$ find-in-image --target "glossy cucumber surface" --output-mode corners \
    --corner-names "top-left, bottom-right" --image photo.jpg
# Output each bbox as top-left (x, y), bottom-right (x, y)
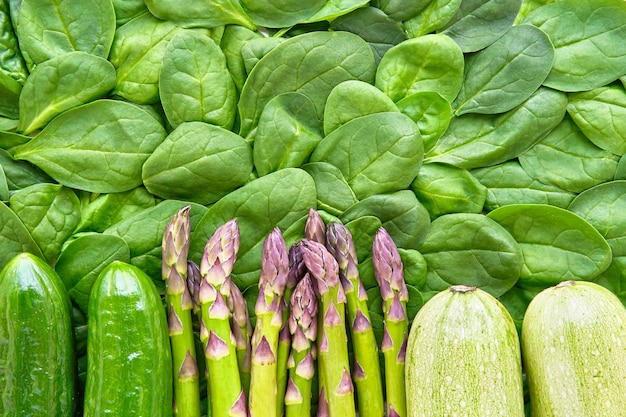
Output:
top-left (84, 261), bottom-right (172, 417)
top-left (0, 253), bottom-right (76, 417)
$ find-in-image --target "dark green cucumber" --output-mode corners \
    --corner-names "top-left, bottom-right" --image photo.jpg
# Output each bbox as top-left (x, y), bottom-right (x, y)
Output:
top-left (84, 261), bottom-right (172, 417)
top-left (0, 252), bottom-right (76, 417)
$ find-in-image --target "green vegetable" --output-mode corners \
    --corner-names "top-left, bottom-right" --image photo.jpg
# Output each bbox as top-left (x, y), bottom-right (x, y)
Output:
top-left (0, 0), bottom-right (27, 119)
top-left (301, 239), bottom-right (356, 417)
top-left (0, 200), bottom-right (43, 269)
top-left (83, 261), bottom-right (172, 417)
top-left (162, 206), bottom-right (200, 417)
top-left (198, 219), bottom-right (246, 417)
top-left (406, 285), bottom-right (525, 417)
top-left (372, 227), bottom-right (408, 417)
top-left (326, 222), bottom-right (384, 417)
top-left (144, 0), bottom-right (255, 30)
top-left (249, 227), bottom-right (289, 417)
top-left (522, 280), bottom-right (626, 416)
top-left (0, 253), bottom-right (76, 417)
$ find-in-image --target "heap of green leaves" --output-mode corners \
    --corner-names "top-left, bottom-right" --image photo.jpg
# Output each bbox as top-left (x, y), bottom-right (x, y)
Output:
top-left (2, 0), bottom-right (626, 414)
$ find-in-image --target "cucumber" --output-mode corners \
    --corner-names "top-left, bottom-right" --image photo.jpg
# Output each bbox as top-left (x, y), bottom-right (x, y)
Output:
top-left (83, 261), bottom-right (172, 417)
top-left (0, 253), bottom-right (76, 416)
top-left (406, 285), bottom-right (525, 417)
top-left (522, 280), bottom-right (626, 416)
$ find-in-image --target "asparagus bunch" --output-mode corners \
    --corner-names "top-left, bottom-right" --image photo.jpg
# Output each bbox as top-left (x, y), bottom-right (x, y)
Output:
top-left (326, 222), bottom-right (384, 417)
top-left (249, 227), bottom-right (290, 417)
top-left (199, 219), bottom-right (246, 417)
top-left (285, 273), bottom-right (318, 417)
top-left (162, 206), bottom-right (201, 417)
top-left (301, 239), bottom-right (355, 417)
top-left (372, 227), bottom-right (409, 417)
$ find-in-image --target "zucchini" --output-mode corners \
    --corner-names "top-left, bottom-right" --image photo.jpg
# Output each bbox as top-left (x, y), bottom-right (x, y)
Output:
top-left (406, 285), bottom-right (525, 417)
top-left (522, 280), bottom-right (626, 416)
top-left (83, 261), bottom-right (172, 417)
top-left (0, 253), bottom-right (76, 416)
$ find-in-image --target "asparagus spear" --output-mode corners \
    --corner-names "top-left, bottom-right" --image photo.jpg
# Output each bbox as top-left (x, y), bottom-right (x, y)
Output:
top-left (300, 239), bottom-right (355, 417)
top-left (228, 281), bottom-right (252, 399)
top-left (305, 208), bottom-right (326, 244)
top-left (162, 206), bottom-right (201, 417)
top-left (249, 227), bottom-right (289, 417)
top-left (372, 227), bottom-right (409, 417)
top-left (276, 242), bottom-right (307, 416)
top-left (199, 218), bottom-right (246, 417)
top-left (326, 222), bottom-right (384, 417)
top-left (285, 273), bottom-right (318, 417)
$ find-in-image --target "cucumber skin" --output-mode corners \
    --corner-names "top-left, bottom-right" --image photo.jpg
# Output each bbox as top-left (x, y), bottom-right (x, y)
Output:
top-left (0, 253), bottom-right (76, 417)
top-left (84, 261), bottom-right (172, 417)
top-left (522, 281), bottom-right (626, 417)
top-left (406, 286), bottom-right (525, 417)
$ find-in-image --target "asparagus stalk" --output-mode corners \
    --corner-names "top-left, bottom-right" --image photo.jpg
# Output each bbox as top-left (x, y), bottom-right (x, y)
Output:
top-left (300, 239), bottom-right (355, 417)
top-left (305, 208), bottom-right (326, 244)
top-left (199, 219), bottom-right (246, 417)
top-left (326, 222), bottom-right (384, 417)
top-left (285, 273), bottom-right (318, 417)
top-left (372, 227), bottom-right (409, 417)
top-left (249, 227), bottom-right (290, 417)
top-left (162, 206), bottom-right (201, 417)
top-left (276, 242), bottom-right (307, 416)
top-left (228, 281), bottom-right (252, 399)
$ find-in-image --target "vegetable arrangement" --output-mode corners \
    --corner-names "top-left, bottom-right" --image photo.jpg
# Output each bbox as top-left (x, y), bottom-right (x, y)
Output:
top-left (1, 0), bottom-right (626, 415)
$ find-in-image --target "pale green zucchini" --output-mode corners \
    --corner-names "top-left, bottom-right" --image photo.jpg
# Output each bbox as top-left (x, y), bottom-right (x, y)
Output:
top-left (522, 280), bottom-right (626, 416)
top-left (406, 285), bottom-right (525, 417)
top-left (0, 253), bottom-right (76, 417)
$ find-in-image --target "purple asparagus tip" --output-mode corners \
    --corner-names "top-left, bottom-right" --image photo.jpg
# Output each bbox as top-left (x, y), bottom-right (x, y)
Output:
top-left (372, 227), bottom-right (408, 302)
top-left (201, 218), bottom-right (240, 288)
top-left (304, 208), bottom-right (326, 244)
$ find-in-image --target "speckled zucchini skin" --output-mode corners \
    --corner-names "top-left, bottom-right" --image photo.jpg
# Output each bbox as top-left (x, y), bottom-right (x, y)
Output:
top-left (83, 261), bottom-right (172, 417)
top-left (0, 253), bottom-right (76, 417)
top-left (522, 280), bottom-right (626, 417)
top-left (406, 285), bottom-right (525, 417)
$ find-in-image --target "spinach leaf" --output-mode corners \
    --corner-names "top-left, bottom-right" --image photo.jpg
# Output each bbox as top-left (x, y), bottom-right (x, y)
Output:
top-left (17, 0), bottom-right (115, 68)
top-left (594, 258), bottom-right (626, 306)
top-left (0, 165), bottom-right (8, 202)
top-left (310, 112), bottom-right (423, 199)
top-left (0, 129), bottom-right (31, 150)
top-left (471, 161), bottom-right (575, 211)
top-left (522, 0), bottom-right (626, 91)
top-left (220, 25), bottom-right (262, 93)
top-left (0, 148), bottom-right (52, 190)
top-left (302, 0), bottom-right (370, 23)
top-left (0, 0), bottom-right (27, 84)
top-left (240, 0), bottom-right (325, 27)
top-left (109, 12), bottom-right (182, 104)
top-left (487, 204), bottom-right (612, 289)
top-left (253, 92), bottom-right (323, 176)
top-left (419, 212), bottom-right (522, 298)
top-left (142, 121), bottom-right (253, 205)
top-left (371, 0), bottom-right (426, 21)
top-left (17, 51), bottom-right (117, 135)
top-left (497, 285), bottom-right (540, 333)
top-left (111, 0), bottom-right (148, 26)
top-left (0, 117), bottom-right (18, 132)
top-left (55, 233), bottom-right (130, 314)
top-left (238, 30), bottom-right (376, 138)
top-left (144, 0), bottom-right (255, 30)
top-left (189, 168), bottom-right (317, 289)
top-left (13, 100), bottom-right (167, 193)
top-left (513, 0), bottom-right (552, 23)
top-left (425, 87), bottom-right (567, 169)
top-left (104, 200), bottom-right (207, 285)
top-left (0, 72), bottom-right (21, 119)
top-left (404, 0), bottom-right (461, 39)
top-left (323, 80), bottom-right (398, 136)
top-left (411, 162), bottom-right (487, 219)
top-left (453, 24), bottom-right (554, 115)
top-left (396, 91), bottom-right (451, 152)
top-left (340, 190), bottom-right (431, 251)
top-left (329, 6), bottom-right (408, 64)
top-left (376, 34), bottom-right (464, 103)
top-left (566, 83), bottom-right (626, 156)
top-left (8, 183), bottom-right (80, 264)
top-left (0, 200), bottom-right (43, 269)
top-left (74, 187), bottom-right (156, 233)
top-left (241, 37), bottom-right (284, 75)
top-left (617, 155), bottom-right (626, 180)
top-left (518, 117), bottom-right (619, 193)
top-left (301, 162), bottom-right (359, 216)
top-left (159, 30), bottom-right (237, 130)
top-left (439, 0), bottom-right (522, 53)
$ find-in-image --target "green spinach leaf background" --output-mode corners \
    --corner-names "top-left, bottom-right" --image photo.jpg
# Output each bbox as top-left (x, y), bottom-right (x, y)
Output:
top-left (2, 3), bottom-right (626, 411)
